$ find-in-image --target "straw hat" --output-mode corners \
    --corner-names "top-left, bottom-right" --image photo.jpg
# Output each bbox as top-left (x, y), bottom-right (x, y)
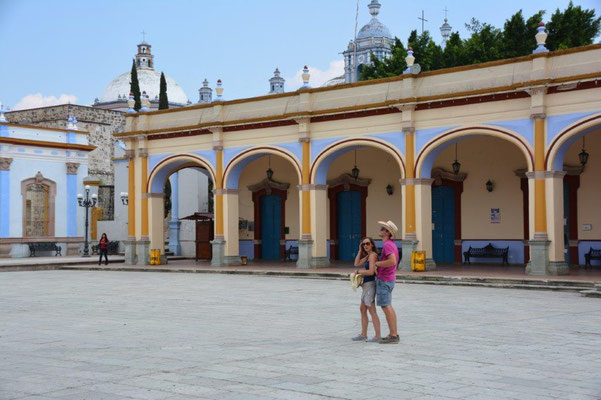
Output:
top-left (377, 220), bottom-right (398, 238)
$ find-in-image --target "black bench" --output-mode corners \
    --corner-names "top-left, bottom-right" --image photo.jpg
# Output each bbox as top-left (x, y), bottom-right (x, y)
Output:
top-left (28, 242), bottom-right (62, 257)
top-left (463, 243), bottom-right (509, 265)
top-left (91, 241), bottom-right (120, 255)
top-left (584, 247), bottom-right (601, 268)
top-left (285, 245), bottom-right (299, 261)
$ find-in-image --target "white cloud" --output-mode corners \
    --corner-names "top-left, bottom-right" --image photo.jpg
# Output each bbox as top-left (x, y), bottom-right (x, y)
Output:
top-left (285, 60), bottom-right (345, 89)
top-left (14, 93), bottom-right (78, 110)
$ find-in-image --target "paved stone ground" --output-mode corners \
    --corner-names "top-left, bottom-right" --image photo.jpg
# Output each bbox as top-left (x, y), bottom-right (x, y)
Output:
top-left (1, 271), bottom-right (601, 400)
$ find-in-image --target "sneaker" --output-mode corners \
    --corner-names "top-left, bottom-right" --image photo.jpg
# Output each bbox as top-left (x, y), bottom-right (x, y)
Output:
top-left (351, 334), bottom-right (367, 341)
top-left (378, 335), bottom-right (400, 344)
top-left (366, 337), bottom-right (381, 343)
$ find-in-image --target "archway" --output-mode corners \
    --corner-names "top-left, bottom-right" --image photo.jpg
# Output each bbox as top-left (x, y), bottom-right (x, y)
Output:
top-left (416, 128), bottom-right (533, 266)
top-left (146, 154), bottom-right (215, 260)
top-left (311, 138), bottom-right (405, 261)
top-left (223, 147), bottom-right (302, 261)
top-left (547, 116), bottom-right (601, 266)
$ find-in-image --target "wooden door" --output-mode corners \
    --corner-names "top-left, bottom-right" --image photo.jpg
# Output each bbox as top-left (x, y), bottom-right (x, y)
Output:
top-left (196, 220), bottom-right (213, 260)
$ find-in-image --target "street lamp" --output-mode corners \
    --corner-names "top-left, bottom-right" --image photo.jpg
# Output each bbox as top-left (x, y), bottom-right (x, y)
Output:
top-left (120, 192), bottom-right (129, 205)
top-left (77, 185), bottom-right (97, 257)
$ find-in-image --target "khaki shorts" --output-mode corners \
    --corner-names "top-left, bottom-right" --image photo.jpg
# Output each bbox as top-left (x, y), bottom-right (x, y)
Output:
top-left (361, 280), bottom-right (376, 306)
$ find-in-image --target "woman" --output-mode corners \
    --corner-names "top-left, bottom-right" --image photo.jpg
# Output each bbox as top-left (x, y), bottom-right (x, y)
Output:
top-left (98, 233), bottom-right (109, 266)
top-left (351, 237), bottom-right (381, 342)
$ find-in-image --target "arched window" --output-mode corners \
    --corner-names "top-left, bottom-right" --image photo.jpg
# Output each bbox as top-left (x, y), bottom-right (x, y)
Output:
top-left (22, 172), bottom-right (56, 237)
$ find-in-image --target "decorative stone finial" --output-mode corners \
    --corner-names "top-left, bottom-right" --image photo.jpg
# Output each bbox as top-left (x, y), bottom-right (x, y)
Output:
top-left (215, 79), bottom-right (224, 100)
top-left (0, 102), bottom-right (6, 123)
top-left (404, 47), bottom-right (416, 74)
top-left (533, 22), bottom-right (549, 54)
top-left (301, 66), bottom-right (310, 88)
top-left (368, 0), bottom-right (381, 18)
top-left (127, 92), bottom-right (137, 114)
top-left (140, 91), bottom-right (150, 111)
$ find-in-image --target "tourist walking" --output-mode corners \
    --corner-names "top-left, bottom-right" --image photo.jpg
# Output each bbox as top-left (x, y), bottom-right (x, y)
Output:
top-left (351, 237), bottom-right (381, 342)
top-left (375, 220), bottom-right (400, 344)
top-left (98, 233), bottom-right (109, 265)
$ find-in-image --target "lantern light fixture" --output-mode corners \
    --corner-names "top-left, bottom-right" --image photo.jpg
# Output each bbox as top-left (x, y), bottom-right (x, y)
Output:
top-left (452, 143), bottom-right (461, 175)
top-left (386, 184), bottom-right (393, 195)
top-left (579, 135), bottom-right (589, 168)
top-left (351, 149), bottom-right (360, 180)
top-left (486, 180), bottom-right (493, 192)
top-left (266, 155), bottom-right (274, 180)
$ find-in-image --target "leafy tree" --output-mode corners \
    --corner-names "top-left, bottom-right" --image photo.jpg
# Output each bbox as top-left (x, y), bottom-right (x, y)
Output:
top-left (546, 1), bottom-right (601, 50)
top-left (159, 72), bottom-right (169, 110)
top-left (129, 59), bottom-right (141, 111)
top-left (462, 19), bottom-right (503, 64)
top-left (501, 10), bottom-right (545, 58)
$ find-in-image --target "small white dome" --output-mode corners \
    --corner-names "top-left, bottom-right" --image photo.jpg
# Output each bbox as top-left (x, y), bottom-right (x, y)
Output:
top-left (99, 69), bottom-right (188, 105)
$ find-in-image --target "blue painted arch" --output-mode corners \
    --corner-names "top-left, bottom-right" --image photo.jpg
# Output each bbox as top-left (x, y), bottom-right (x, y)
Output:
top-left (147, 154), bottom-right (215, 194)
top-left (546, 113), bottom-right (601, 171)
top-left (223, 147), bottom-right (302, 190)
top-left (415, 126), bottom-right (534, 178)
top-left (311, 138), bottom-right (405, 185)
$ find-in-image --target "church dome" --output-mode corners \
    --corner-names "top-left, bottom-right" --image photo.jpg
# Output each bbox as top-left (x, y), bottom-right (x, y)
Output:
top-left (357, 0), bottom-right (391, 39)
top-left (97, 41), bottom-right (189, 107)
top-left (99, 69), bottom-right (188, 105)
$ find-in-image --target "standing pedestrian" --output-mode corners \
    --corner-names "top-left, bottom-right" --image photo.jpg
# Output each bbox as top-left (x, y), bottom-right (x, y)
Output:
top-left (98, 233), bottom-right (109, 265)
top-left (351, 237), bottom-right (381, 342)
top-left (375, 220), bottom-right (399, 344)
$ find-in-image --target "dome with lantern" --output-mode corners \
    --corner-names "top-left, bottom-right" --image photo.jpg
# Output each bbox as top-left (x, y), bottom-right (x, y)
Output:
top-left (94, 41), bottom-right (189, 111)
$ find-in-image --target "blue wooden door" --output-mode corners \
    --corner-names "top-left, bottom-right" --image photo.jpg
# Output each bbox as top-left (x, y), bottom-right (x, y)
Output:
top-left (432, 186), bottom-right (455, 263)
top-left (261, 195), bottom-right (281, 259)
top-left (337, 191), bottom-right (361, 261)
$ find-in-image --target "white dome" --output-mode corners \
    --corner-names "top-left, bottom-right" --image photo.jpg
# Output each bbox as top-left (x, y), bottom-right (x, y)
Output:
top-left (99, 69), bottom-right (189, 105)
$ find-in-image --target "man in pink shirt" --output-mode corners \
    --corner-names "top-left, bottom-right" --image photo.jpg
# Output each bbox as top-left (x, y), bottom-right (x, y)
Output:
top-left (375, 220), bottom-right (399, 344)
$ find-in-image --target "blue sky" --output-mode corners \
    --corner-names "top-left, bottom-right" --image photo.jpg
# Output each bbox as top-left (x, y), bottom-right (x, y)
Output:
top-left (0, 0), bottom-right (599, 110)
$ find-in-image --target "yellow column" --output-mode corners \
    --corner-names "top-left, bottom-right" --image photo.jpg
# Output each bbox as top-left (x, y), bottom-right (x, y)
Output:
top-left (404, 129), bottom-right (416, 238)
top-left (533, 115), bottom-right (547, 239)
top-left (301, 139), bottom-right (311, 238)
top-left (127, 150), bottom-right (136, 238)
top-left (215, 148), bottom-right (224, 237)
top-left (139, 148), bottom-right (149, 238)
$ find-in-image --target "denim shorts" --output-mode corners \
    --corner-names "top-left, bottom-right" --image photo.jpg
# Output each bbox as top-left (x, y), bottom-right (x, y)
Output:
top-left (376, 279), bottom-right (395, 307)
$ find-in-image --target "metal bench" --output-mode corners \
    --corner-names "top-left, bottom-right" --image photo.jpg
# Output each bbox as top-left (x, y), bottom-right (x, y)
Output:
top-left (463, 243), bottom-right (509, 265)
top-left (28, 242), bottom-right (62, 257)
top-left (91, 241), bottom-right (120, 255)
top-left (285, 245), bottom-right (299, 261)
top-left (584, 247), bottom-right (601, 268)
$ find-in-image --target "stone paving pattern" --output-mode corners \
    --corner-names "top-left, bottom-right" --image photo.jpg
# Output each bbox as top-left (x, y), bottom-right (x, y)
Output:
top-left (1, 271), bottom-right (601, 399)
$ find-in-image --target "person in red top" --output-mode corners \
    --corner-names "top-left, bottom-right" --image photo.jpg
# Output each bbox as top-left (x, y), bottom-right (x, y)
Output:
top-left (98, 233), bottom-right (109, 265)
top-left (374, 220), bottom-right (399, 344)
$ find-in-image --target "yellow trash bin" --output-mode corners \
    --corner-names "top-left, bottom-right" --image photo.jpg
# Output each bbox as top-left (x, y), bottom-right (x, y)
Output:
top-left (411, 251), bottom-right (426, 271)
top-left (150, 249), bottom-right (161, 265)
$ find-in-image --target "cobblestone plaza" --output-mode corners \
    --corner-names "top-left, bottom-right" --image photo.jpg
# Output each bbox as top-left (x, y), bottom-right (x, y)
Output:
top-left (1, 271), bottom-right (601, 399)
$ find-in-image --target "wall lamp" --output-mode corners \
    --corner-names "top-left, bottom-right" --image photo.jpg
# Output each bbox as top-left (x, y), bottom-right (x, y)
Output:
top-left (486, 180), bottom-right (493, 192)
top-left (386, 184), bottom-right (393, 195)
top-left (120, 192), bottom-right (129, 205)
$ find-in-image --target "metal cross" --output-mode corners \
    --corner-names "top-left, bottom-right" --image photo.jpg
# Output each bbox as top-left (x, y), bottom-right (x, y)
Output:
top-left (141, 30), bottom-right (147, 42)
top-left (418, 10), bottom-right (428, 33)
top-left (444, 6), bottom-right (449, 19)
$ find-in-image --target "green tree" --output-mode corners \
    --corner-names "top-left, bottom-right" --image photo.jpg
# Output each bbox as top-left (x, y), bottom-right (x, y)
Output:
top-left (462, 19), bottom-right (503, 64)
top-left (442, 32), bottom-right (465, 68)
top-left (158, 72), bottom-right (169, 110)
top-left (546, 1), bottom-right (601, 50)
top-left (502, 10), bottom-right (545, 58)
top-left (129, 59), bottom-right (141, 111)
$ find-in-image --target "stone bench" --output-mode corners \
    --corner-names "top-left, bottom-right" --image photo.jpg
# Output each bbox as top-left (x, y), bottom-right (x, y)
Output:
top-left (584, 247), bottom-right (601, 268)
top-left (91, 241), bottom-right (120, 255)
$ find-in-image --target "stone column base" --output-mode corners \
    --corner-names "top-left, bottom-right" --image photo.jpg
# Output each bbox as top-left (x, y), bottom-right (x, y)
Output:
top-left (526, 239), bottom-right (550, 275)
top-left (0, 243), bottom-right (12, 258)
top-left (136, 239), bottom-right (150, 265)
top-left (160, 254), bottom-right (169, 265)
top-left (224, 255), bottom-right (242, 266)
top-left (399, 239), bottom-right (418, 272)
top-left (296, 239), bottom-right (314, 269)
top-left (425, 258), bottom-right (437, 271)
top-left (211, 238), bottom-right (225, 267)
top-left (547, 261), bottom-right (569, 275)
top-left (124, 240), bottom-right (137, 265)
top-left (311, 257), bottom-right (330, 267)
top-left (66, 243), bottom-right (80, 256)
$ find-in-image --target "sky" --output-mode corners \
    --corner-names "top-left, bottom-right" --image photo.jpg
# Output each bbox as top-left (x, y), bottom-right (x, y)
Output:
top-left (0, 0), bottom-right (599, 110)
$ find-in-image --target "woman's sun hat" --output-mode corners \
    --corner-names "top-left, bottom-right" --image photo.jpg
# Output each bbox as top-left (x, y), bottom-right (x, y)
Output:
top-left (377, 220), bottom-right (398, 238)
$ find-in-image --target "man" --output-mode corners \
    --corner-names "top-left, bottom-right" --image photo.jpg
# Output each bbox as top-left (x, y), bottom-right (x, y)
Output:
top-left (375, 220), bottom-right (399, 344)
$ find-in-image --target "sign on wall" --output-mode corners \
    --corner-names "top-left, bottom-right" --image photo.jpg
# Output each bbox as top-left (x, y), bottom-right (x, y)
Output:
top-left (491, 208), bottom-right (501, 223)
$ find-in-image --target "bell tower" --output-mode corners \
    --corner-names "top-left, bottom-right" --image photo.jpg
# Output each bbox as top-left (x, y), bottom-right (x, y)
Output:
top-left (136, 39), bottom-right (154, 70)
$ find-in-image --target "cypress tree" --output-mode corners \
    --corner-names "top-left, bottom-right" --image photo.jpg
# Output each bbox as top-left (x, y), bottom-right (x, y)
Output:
top-left (159, 72), bottom-right (169, 110)
top-left (129, 59), bottom-right (141, 111)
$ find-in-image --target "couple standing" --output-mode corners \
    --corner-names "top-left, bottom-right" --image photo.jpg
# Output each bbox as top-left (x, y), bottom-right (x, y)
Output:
top-left (352, 220), bottom-right (399, 344)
